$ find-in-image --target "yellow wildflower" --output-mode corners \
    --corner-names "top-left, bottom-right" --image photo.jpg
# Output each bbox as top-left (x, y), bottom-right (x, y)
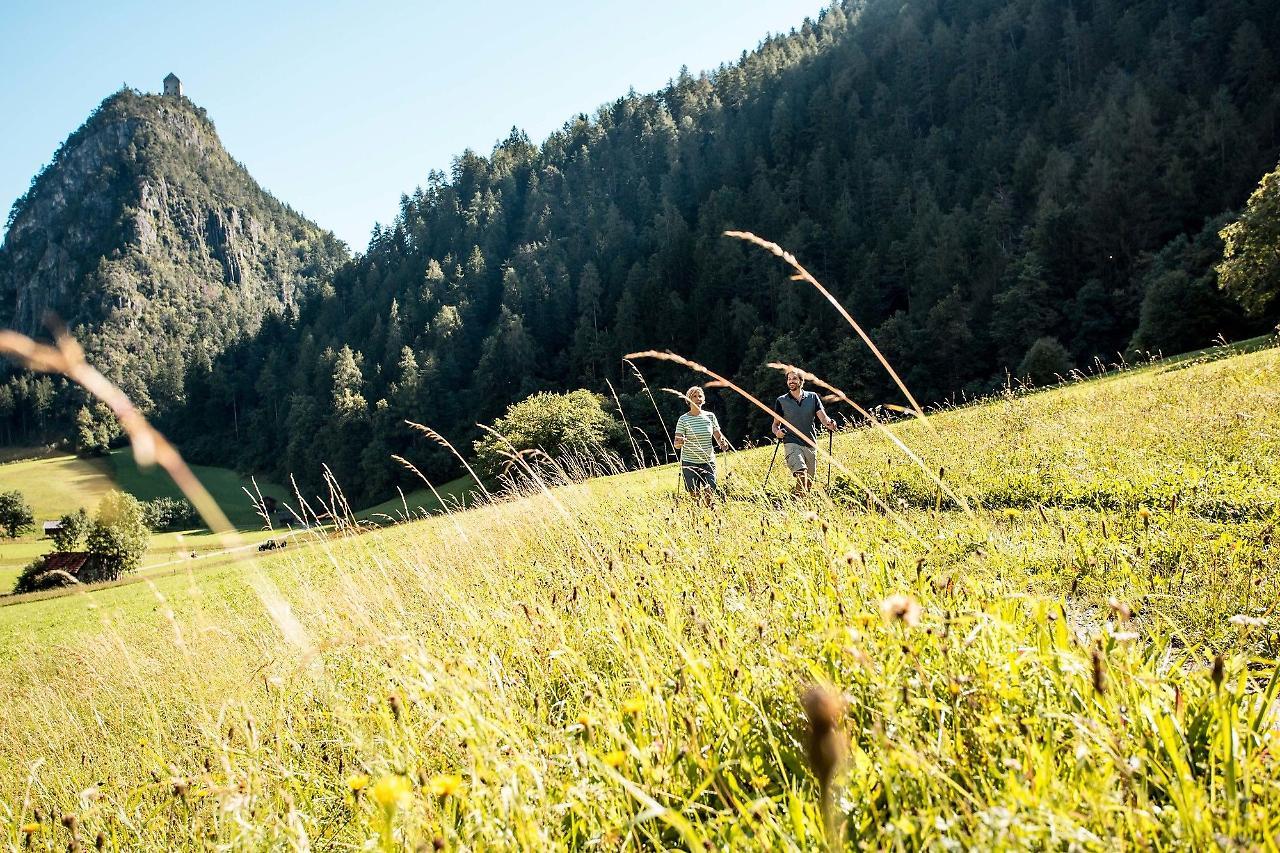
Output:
top-left (20, 822), bottom-right (40, 835)
top-left (603, 750), bottom-right (628, 768)
top-left (371, 774), bottom-right (412, 809)
top-left (621, 697), bottom-right (645, 716)
top-left (428, 774), bottom-right (464, 798)
top-left (346, 773), bottom-right (370, 793)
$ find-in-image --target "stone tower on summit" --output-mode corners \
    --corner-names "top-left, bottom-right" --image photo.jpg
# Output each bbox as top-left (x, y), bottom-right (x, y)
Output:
top-left (163, 73), bottom-right (182, 97)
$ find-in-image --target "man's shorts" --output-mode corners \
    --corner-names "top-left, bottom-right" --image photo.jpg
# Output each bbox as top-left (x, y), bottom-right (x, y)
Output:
top-left (784, 444), bottom-right (816, 478)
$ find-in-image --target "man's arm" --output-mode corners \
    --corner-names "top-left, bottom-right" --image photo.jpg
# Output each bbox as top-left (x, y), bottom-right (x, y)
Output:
top-left (771, 398), bottom-right (785, 438)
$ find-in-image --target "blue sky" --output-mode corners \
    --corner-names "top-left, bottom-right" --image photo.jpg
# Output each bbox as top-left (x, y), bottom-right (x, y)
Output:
top-left (1, 0), bottom-right (828, 251)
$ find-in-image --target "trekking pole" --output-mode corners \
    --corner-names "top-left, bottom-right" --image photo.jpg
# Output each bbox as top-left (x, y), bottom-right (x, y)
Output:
top-left (826, 427), bottom-right (834, 490)
top-left (764, 438), bottom-right (781, 487)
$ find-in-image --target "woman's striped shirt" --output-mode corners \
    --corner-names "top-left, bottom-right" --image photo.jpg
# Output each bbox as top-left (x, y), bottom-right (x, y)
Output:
top-left (675, 411), bottom-right (720, 464)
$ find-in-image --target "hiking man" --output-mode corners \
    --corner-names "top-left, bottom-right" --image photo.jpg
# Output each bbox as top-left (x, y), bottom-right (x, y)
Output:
top-left (772, 369), bottom-right (836, 494)
top-left (674, 385), bottom-right (730, 499)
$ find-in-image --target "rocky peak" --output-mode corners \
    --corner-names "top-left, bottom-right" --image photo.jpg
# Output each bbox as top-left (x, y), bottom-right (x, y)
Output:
top-left (0, 87), bottom-right (348, 410)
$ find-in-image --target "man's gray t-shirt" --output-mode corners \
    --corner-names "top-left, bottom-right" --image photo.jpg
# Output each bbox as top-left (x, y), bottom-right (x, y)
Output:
top-left (773, 390), bottom-right (825, 445)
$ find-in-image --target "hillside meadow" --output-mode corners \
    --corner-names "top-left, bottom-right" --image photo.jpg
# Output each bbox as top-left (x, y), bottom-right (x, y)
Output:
top-left (0, 446), bottom-right (476, 593)
top-left (1, 344), bottom-right (1279, 849)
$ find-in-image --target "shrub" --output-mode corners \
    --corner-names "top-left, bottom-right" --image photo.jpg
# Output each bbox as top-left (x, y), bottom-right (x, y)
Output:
top-left (50, 508), bottom-right (90, 551)
top-left (141, 496), bottom-right (199, 531)
top-left (1018, 337), bottom-right (1073, 386)
top-left (0, 490), bottom-right (34, 538)
top-left (473, 389), bottom-right (624, 478)
top-left (86, 491), bottom-right (149, 579)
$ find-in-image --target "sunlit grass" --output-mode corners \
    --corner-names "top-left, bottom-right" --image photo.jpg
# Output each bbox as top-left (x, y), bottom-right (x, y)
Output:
top-left (0, 345), bottom-right (1278, 849)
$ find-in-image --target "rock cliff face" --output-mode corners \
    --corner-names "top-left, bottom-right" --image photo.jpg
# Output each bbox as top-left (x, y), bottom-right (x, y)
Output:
top-left (0, 88), bottom-right (348, 410)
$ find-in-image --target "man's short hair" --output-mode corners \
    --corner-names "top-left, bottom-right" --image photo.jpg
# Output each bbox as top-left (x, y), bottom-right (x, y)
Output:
top-left (786, 369), bottom-right (803, 381)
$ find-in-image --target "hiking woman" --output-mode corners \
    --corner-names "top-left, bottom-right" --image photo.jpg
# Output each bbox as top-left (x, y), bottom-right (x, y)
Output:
top-left (674, 385), bottom-right (730, 497)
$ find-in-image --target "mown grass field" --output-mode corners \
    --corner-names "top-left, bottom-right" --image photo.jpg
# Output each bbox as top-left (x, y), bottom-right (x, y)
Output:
top-left (1, 344), bottom-right (1279, 849)
top-left (0, 449), bottom-right (296, 591)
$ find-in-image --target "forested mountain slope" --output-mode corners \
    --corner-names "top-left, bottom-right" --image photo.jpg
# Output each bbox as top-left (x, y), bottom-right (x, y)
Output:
top-left (0, 89), bottom-right (348, 446)
top-left (170, 0), bottom-right (1278, 504)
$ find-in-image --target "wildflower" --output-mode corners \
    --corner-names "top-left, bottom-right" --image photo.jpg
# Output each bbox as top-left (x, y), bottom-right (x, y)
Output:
top-left (1229, 614), bottom-right (1266, 628)
top-left (428, 774), bottom-right (464, 798)
top-left (1137, 506), bottom-right (1151, 522)
top-left (371, 774), bottom-right (413, 809)
top-left (20, 822), bottom-right (40, 835)
top-left (801, 684), bottom-right (846, 844)
top-left (621, 697), bottom-right (645, 716)
top-left (1001, 508), bottom-right (1021, 521)
top-left (879, 593), bottom-right (923, 628)
top-left (603, 750), bottom-right (628, 769)
top-left (774, 554), bottom-right (789, 568)
top-left (1107, 598), bottom-right (1132, 622)
top-left (1091, 647), bottom-right (1106, 695)
top-left (346, 773), bottom-right (370, 793)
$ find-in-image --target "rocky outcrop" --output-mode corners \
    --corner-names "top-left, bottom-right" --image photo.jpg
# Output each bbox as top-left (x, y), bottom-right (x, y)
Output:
top-left (0, 88), bottom-right (348, 410)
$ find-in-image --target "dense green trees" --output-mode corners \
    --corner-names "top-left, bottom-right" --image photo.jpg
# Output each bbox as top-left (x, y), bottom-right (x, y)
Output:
top-left (157, 0), bottom-right (1280, 505)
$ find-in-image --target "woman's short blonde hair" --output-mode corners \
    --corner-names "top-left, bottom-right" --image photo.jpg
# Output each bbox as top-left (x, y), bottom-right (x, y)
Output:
top-left (686, 385), bottom-right (704, 399)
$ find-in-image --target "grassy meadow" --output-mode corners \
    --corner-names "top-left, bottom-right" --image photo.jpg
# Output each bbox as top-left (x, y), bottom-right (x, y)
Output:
top-left (0, 449), bottom-right (295, 591)
top-left (1, 344), bottom-right (1279, 849)
top-left (0, 443), bottom-right (481, 593)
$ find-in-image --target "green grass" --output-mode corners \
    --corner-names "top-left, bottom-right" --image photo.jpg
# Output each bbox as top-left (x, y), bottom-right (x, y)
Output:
top-left (1, 344), bottom-right (1279, 849)
top-left (105, 448), bottom-right (290, 528)
top-left (354, 476), bottom-right (479, 523)
top-left (0, 448), bottom-right (296, 592)
top-left (0, 452), bottom-right (112, 521)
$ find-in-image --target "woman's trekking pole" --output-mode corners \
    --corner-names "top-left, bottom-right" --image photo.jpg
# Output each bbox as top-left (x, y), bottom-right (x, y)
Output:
top-left (826, 428), bottom-right (834, 490)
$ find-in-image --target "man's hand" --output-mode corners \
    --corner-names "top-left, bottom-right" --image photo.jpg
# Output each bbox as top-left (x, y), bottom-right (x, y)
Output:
top-left (824, 419), bottom-right (837, 432)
